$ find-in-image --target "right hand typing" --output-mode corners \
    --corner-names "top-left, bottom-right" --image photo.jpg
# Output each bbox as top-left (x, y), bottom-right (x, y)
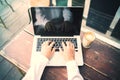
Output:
top-left (59, 41), bottom-right (75, 62)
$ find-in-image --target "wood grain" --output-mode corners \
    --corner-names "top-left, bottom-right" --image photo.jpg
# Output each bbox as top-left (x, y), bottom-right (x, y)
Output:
top-left (83, 39), bottom-right (120, 80)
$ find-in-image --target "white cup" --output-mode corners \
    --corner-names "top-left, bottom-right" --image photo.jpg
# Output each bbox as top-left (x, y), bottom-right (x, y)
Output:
top-left (82, 31), bottom-right (95, 48)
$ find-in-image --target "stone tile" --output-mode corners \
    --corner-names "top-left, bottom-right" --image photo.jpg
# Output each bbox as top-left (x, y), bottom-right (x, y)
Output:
top-left (0, 59), bottom-right (13, 80)
top-left (3, 31), bottom-right (33, 71)
top-left (24, 24), bottom-right (34, 35)
top-left (3, 67), bottom-right (23, 80)
top-left (0, 0), bottom-right (29, 49)
top-left (0, 55), bottom-right (4, 62)
top-left (0, 27), bottom-right (13, 49)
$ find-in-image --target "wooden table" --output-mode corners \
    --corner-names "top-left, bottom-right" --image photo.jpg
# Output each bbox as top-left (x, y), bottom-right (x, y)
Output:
top-left (1, 24), bottom-right (120, 80)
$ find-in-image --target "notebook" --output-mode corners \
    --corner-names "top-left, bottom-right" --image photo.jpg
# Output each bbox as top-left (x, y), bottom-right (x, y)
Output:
top-left (30, 6), bottom-right (84, 66)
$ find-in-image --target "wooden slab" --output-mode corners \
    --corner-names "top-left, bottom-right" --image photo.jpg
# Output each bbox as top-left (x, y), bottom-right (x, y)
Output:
top-left (41, 67), bottom-right (67, 80)
top-left (80, 65), bottom-right (111, 80)
top-left (1, 24), bottom-right (120, 80)
top-left (83, 39), bottom-right (120, 80)
top-left (41, 65), bottom-right (111, 80)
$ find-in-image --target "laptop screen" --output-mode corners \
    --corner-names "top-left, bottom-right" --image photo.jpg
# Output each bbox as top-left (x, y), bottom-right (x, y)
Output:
top-left (31, 7), bottom-right (84, 36)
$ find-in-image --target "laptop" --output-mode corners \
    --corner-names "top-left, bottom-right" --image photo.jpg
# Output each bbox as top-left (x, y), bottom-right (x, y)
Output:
top-left (30, 6), bottom-right (84, 66)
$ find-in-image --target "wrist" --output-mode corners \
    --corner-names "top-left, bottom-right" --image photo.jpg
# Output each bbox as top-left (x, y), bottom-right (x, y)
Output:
top-left (66, 60), bottom-right (77, 66)
top-left (66, 59), bottom-right (76, 64)
top-left (41, 54), bottom-right (49, 60)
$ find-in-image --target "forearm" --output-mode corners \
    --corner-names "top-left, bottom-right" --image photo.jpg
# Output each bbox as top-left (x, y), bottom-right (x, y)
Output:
top-left (66, 60), bottom-right (84, 80)
top-left (22, 55), bottom-right (49, 80)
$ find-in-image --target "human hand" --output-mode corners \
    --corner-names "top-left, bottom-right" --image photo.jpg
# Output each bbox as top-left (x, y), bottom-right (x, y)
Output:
top-left (41, 41), bottom-right (55, 60)
top-left (59, 41), bottom-right (75, 62)
top-left (45, 22), bottom-right (56, 32)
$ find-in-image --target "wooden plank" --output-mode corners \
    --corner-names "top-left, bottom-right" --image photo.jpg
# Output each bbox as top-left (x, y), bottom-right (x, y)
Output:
top-left (83, 39), bottom-right (120, 80)
top-left (0, 59), bottom-right (13, 80)
top-left (41, 67), bottom-right (67, 80)
top-left (41, 65), bottom-right (111, 80)
top-left (80, 65), bottom-right (111, 80)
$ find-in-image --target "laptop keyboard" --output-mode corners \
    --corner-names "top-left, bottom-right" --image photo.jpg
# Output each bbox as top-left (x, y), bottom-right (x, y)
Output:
top-left (36, 38), bottom-right (78, 51)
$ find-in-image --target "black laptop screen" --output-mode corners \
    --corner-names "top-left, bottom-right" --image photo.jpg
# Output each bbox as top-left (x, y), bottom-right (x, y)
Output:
top-left (31, 7), bottom-right (83, 36)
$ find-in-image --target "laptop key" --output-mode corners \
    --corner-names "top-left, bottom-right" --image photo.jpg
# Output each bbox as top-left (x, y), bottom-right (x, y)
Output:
top-left (36, 38), bottom-right (77, 52)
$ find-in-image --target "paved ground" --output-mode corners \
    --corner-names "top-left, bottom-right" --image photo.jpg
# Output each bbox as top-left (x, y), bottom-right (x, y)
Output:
top-left (0, 55), bottom-right (24, 80)
top-left (0, 0), bottom-right (29, 79)
top-left (0, 0), bottom-right (29, 49)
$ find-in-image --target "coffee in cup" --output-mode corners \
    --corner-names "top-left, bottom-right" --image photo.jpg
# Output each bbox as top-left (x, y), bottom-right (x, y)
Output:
top-left (82, 31), bottom-right (95, 48)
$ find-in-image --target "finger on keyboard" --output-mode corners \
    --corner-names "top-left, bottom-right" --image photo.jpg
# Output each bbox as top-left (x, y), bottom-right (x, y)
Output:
top-left (49, 41), bottom-right (55, 47)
